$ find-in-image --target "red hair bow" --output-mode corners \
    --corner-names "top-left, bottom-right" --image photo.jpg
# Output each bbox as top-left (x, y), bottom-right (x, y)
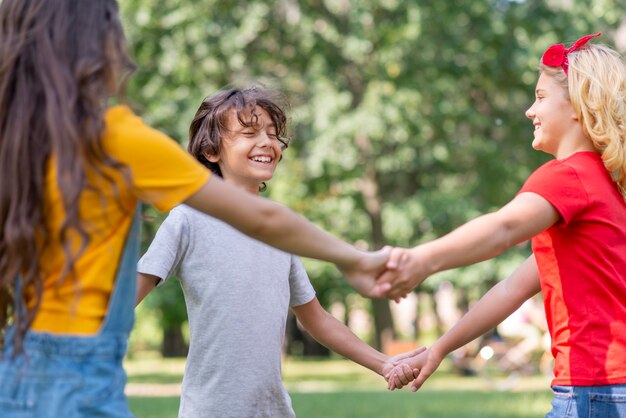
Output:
top-left (541, 32), bottom-right (602, 75)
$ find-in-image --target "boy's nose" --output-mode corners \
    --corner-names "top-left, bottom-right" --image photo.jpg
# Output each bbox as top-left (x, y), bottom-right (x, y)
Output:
top-left (258, 132), bottom-right (271, 146)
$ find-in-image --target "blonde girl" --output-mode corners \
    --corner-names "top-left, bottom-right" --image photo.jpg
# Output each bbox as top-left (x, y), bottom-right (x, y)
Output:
top-left (384, 34), bottom-right (626, 417)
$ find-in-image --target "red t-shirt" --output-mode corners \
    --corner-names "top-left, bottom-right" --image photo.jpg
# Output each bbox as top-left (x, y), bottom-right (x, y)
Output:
top-left (520, 151), bottom-right (626, 386)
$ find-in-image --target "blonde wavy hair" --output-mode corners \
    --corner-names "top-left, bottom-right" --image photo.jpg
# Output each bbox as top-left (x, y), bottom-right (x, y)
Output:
top-left (540, 44), bottom-right (626, 197)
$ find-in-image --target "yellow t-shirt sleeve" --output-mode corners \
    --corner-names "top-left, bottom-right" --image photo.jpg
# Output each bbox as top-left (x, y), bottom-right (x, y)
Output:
top-left (104, 105), bottom-right (210, 211)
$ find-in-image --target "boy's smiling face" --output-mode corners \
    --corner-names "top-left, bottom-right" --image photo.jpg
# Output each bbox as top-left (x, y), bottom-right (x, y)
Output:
top-left (208, 106), bottom-right (283, 194)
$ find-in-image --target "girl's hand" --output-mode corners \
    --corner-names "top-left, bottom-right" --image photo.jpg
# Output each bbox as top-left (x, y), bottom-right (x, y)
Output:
top-left (408, 347), bottom-right (444, 392)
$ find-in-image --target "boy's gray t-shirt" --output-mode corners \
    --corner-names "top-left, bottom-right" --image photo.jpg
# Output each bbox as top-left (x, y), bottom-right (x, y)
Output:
top-left (138, 205), bottom-right (316, 418)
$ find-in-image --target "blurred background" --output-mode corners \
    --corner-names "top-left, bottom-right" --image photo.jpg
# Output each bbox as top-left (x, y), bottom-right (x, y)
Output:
top-left (119, 1), bottom-right (625, 416)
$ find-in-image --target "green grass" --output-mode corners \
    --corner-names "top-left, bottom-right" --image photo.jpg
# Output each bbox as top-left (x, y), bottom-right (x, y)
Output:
top-left (128, 397), bottom-right (180, 418)
top-left (126, 357), bottom-right (553, 418)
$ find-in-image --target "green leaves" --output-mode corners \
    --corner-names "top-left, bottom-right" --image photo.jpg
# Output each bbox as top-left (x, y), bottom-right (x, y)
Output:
top-left (121, 0), bottom-right (622, 337)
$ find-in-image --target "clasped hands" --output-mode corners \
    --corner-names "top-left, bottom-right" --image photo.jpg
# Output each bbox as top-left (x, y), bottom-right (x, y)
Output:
top-left (382, 345), bottom-right (443, 392)
top-left (341, 244), bottom-right (440, 391)
top-left (342, 245), bottom-right (433, 301)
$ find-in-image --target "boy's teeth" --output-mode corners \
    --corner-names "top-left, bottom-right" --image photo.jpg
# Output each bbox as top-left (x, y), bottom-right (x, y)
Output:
top-left (252, 156), bottom-right (271, 162)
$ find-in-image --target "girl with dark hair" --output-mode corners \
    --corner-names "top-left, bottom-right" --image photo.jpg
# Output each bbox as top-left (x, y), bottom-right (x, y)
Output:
top-left (0, 2), bottom-right (391, 416)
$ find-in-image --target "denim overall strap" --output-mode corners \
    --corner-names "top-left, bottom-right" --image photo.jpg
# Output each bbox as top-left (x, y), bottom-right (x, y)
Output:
top-left (99, 204), bottom-right (141, 335)
top-left (0, 205), bottom-right (142, 417)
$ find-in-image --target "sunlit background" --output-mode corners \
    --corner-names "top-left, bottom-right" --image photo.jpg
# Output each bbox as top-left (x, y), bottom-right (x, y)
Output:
top-left (119, 1), bottom-right (625, 416)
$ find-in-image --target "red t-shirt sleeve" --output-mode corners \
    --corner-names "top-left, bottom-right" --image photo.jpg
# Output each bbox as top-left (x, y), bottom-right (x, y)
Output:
top-left (519, 161), bottom-right (589, 225)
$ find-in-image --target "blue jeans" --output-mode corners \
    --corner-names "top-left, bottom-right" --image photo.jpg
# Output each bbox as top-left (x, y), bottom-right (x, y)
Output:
top-left (548, 384), bottom-right (626, 418)
top-left (0, 333), bottom-right (132, 417)
top-left (0, 206), bottom-right (141, 418)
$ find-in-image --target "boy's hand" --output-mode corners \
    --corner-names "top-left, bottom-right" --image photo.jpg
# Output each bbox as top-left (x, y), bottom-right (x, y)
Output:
top-left (381, 346), bottom-right (426, 389)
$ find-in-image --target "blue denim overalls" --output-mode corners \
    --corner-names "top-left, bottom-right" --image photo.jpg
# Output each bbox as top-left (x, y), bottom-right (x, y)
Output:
top-left (0, 207), bottom-right (141, 417)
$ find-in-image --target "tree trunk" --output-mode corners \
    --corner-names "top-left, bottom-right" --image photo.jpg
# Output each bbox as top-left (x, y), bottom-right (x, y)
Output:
top-left (342, 296), bottom-right (351, 326)
top-left (356, 132), bottom-right (396, 350)
top-left (431, 288), bottom-right (444, 337)
top-left (161, 326), bottom-right (188, 358)
top-left (414, 292), bottom-right (422, 340)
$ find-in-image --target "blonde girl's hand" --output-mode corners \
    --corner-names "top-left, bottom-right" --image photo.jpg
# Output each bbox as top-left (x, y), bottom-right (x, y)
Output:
top-left (407, 347), bottom-right (445, 392)
top-left (338, 246), bottom-right (392, 298)
top-left (377, 245), bottom-right (433, 301)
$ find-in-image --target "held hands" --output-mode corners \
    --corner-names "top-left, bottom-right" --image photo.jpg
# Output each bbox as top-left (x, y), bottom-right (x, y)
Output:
top-left (381, 346), bottom-right (427, 389)
top-left (375, 245), bottom-right (434, 301)
top-left (339, 246), bottom-right (393, 298)
top-left (387, 346), bottom-right (444, 392)
top-left (341, 244), bottom-right (434, 301)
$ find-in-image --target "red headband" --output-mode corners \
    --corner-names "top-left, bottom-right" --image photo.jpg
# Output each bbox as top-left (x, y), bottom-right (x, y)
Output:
top-left (541, 32), bottom-right (602, 75)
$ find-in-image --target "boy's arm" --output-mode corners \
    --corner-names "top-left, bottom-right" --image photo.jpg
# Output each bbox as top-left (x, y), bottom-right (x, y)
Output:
top-left (292, 297), bottom-right (424, 378)
top-left (293, 298), bottom-right (387, 375)
top-left (136, 272), bottom-right (161, 306)
top-left (391, 255), bottom-right (541, 391)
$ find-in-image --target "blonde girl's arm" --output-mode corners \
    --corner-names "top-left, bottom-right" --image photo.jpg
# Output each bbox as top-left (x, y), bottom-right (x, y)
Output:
top-left (378, 192), bottom-right (559, 299)
top-left (184, 177), bottom-right (391, 298)
top-left (409, 255), bottom-right (542, 391)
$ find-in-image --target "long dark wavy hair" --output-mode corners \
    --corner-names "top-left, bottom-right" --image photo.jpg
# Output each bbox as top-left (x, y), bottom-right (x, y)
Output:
top-left (188, 87), bottom-right (290, 191)
top-left (0, 0), bottom-right (135, 354)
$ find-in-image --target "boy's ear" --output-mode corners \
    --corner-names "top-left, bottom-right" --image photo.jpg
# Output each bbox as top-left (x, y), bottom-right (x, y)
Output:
top-left (204, 152), bottom-right (220, 163)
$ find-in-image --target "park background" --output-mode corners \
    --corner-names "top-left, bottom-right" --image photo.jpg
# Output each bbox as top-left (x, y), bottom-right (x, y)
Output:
top-left (119, 1), bottom-right (626, 417)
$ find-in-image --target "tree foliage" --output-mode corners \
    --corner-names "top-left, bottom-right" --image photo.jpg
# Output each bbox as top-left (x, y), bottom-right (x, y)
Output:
top-left (121, 0), bottom-right (624, 352)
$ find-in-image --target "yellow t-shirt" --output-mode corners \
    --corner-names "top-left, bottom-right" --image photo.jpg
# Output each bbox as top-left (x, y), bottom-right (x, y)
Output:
top-left (31, 105), bottom-right (210, 334)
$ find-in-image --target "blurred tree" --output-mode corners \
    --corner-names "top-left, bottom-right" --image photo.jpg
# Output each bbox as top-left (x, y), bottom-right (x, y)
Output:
top-left (121, 0), bottom-right (623, 355)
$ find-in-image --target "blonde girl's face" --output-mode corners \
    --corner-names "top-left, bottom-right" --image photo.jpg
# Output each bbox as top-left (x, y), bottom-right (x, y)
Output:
top-left (525, 73), bottom-right (579, 158)
top-left (208, 106), bottom-right (283, 194)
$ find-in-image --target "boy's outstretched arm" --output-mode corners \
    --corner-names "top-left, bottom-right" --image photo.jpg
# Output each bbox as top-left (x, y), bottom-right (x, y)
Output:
top-left (390, 255), bottom-right (541, 391)
top-left (292, 298), bottom-right (425, 383)
top-left (136, 272), bottom-right (160, 306)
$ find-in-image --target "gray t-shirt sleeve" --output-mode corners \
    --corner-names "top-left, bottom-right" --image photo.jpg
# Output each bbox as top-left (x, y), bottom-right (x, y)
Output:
top-left (137, 207), bottom-right (190, 286)
top-left (289, 256), bottom-right (316, 308)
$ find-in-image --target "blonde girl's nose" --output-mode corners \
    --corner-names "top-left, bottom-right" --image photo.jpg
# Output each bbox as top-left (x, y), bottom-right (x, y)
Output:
top-left (525, 105), bottom-right (535, 119)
